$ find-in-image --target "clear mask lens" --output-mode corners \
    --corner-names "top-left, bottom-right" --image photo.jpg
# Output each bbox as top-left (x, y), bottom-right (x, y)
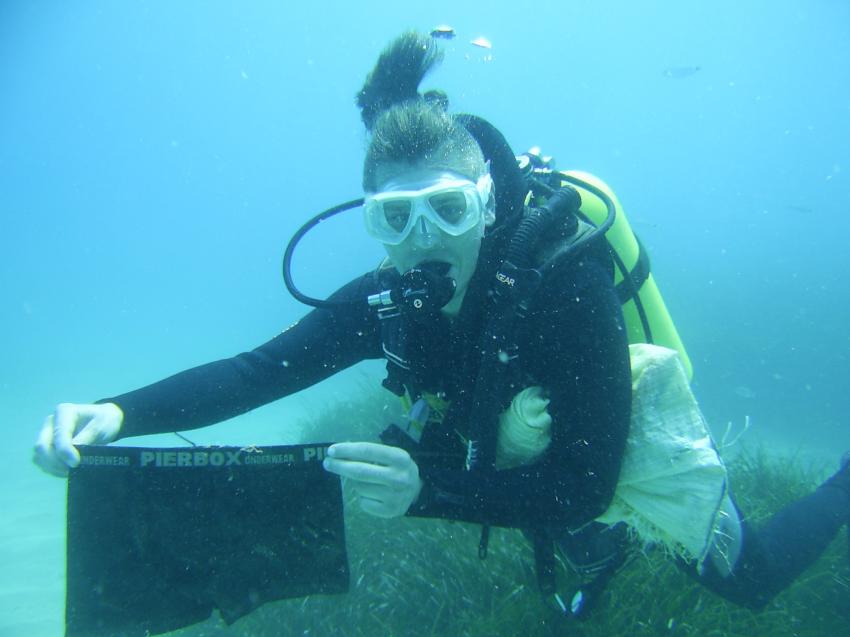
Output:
top-left (364, 175), bottom-right (492, 245)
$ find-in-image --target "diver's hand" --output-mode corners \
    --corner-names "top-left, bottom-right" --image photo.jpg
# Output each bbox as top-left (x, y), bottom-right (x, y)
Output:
top-left (323, 442), bottom-right (422, 518)
top-left (33, 402), bottom-right (124, 477)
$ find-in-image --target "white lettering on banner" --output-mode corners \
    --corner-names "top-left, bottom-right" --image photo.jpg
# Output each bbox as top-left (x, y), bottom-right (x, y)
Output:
top-left (244, 454), bottom-right (296, 465)
top-left (303, 446), bottom-right (327, 462)
top-left (79, 455), bottom-right (131, 467)
top-left (139, 450), bottom-right (240, 468)
top-left (137, 447), bottom-right (329, 468)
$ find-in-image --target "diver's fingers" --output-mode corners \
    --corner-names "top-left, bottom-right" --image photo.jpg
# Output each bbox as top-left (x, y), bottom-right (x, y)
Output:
top-left (52, 403), bottom-right (87, 468)
top-left (346, 475), bottom-right (421, 519)
top-left (71, 420), bottom-right (103, 445)
top-left (70, 404), bottom-right (120, 445)
top-left (358, 495), bottom-right (397, 519)
top-left (327, 442), bottom-right (411, 467)
top-left (33, 415), bottom-right (70, 477)
top-left (347, 480), bottom-right (389, 501)
top-left (323, 456), bottom-right (393, 485)
top-left (345, 477), bottom-right (400, 519)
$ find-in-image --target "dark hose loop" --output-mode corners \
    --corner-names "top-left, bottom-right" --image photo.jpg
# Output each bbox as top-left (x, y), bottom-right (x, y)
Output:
top-left (282, 198), bottom-right (364, 309)
top-left (504, 185), bottom-right (582, 269)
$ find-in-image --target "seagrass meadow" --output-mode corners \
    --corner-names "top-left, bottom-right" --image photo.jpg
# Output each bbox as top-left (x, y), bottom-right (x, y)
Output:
top-left (166, 386), bottom-right (849, 637)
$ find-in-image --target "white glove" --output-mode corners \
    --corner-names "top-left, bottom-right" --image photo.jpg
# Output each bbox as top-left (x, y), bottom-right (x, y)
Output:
top-left (33, 402), bottom-right (124, 477)
top-left (495, 386), bottom-right (553, 470)
top-left (322, 442), bottom-right (422, 518)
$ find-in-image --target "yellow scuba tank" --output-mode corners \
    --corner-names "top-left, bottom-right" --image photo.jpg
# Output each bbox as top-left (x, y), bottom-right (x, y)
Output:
top-left (559, 170), bottom-right (693, 380)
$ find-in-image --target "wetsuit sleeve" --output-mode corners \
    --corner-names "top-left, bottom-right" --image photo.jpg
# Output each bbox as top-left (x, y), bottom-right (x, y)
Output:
top-left (101, 275), bottom-right (382, 439)
top-left (409, 258), bottom-right (632, 529)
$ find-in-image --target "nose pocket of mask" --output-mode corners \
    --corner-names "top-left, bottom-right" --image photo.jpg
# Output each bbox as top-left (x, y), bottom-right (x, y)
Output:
top-left (412, 217), bottom-right (440, 248)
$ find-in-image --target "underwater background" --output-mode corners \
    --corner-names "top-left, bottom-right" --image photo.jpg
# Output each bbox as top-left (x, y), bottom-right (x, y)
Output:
top-left (1, 1), bottom-right (848, 635)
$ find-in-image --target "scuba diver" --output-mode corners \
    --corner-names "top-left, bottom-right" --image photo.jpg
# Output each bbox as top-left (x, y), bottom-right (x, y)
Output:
top-left (34, 31), bottom-right (849, 620)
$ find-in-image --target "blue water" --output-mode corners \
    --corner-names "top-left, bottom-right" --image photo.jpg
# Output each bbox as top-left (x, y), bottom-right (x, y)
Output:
top-left (1, 1), bottom-right (849, 635)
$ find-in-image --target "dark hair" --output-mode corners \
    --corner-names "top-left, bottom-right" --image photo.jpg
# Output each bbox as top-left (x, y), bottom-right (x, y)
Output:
top-left (357, 31), bottom-right (485, 192)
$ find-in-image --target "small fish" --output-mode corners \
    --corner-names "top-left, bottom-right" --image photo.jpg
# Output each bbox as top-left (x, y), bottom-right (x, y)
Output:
top-left (430, 25), bottom-right (456, 40)
top-left (785, 203), bottom-right (814, 215)
top-left (663, 65), bottom-right (701, 79)
top-left (470, 36), bottom-right (493, 49)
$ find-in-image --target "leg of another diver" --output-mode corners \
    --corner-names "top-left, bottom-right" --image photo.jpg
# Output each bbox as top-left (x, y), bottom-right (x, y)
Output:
top-left (685, 459), bottom-right (850, 610)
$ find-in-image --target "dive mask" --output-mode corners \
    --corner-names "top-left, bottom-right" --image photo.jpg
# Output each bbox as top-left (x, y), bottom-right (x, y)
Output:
top-left (363, 173), bottom-right (493, 245)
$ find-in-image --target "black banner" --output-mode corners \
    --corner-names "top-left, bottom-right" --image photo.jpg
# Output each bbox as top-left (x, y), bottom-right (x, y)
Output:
top-left (66, 444), bottom-right (348, 637)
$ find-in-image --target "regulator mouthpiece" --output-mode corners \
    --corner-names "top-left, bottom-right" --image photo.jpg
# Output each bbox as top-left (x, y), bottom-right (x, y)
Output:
top-left (368, 261), bottom-right (456, 315)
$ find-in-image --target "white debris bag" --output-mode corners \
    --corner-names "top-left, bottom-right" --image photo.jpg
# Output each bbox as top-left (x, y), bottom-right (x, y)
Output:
top-left (496, 343), bottom-right (727, 563)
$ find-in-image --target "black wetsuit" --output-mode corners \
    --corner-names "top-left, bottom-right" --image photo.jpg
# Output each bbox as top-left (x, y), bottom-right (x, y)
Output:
top-left (104, 244), bottom-right (633, 532)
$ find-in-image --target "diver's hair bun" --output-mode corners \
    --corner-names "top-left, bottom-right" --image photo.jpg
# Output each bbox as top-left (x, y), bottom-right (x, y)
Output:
top-left (423, 89), bottom-right (449, 112)
top-left (357, 31), bottom-right (444, 131)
